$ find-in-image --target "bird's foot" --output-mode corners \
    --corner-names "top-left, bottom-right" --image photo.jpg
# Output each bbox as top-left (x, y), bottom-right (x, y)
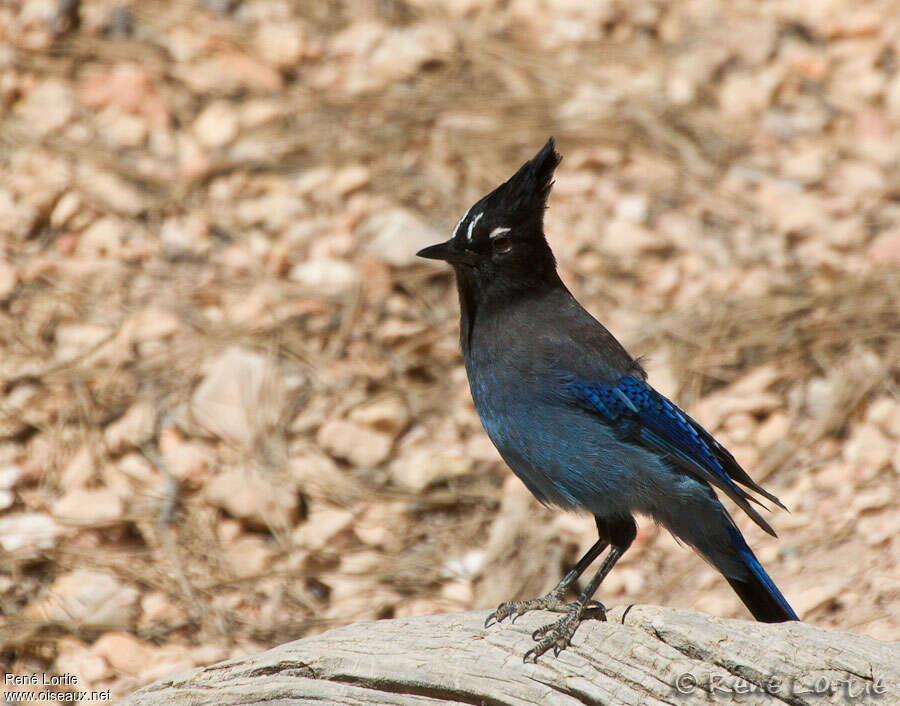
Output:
top-left (523, 599), bottom-right (607, 662)
top-left (484, 591), bottom-right (570, 628)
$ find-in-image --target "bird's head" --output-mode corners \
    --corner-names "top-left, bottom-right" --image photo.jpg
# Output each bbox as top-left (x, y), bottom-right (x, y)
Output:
top-left (417, 138), bottom-right (562, 288)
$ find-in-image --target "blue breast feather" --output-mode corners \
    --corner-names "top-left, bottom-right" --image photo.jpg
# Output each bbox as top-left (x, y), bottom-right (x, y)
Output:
top-left (568, 374), bottom-right (780, 536)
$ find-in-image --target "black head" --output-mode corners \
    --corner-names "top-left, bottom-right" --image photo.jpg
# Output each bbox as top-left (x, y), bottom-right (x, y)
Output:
top-left (417, 138), bottom-right (562, 288)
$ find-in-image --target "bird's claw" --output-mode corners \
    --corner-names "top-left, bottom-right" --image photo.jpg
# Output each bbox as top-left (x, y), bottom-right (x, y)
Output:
top-left (484, 601), bottom-right (515, 628)
top-left (523, 615), bottom-right (575, 662)
top-left (484, 593), bottom-right (567, 628)
top-left (523, 599), bottom-right (607, 662)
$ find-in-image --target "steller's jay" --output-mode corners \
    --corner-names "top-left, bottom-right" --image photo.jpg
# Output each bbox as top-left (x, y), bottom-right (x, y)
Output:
top-left (417, 138), bottom-right (798, 661)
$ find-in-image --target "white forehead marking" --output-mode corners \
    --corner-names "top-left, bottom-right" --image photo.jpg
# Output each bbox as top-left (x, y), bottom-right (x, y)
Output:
top-left (452, 206), bottom-right (471, 239)
top-left (466, 212), bottom-right (484, 242)
top-left (489, 226), bottom-right (511, 239)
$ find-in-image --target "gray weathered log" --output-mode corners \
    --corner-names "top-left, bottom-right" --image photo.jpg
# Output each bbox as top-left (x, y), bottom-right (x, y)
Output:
top-left (122, 605), bottom-right (899, 705)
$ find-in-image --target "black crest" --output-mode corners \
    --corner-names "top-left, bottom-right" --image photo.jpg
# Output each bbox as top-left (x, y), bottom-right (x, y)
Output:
top-left (447, 137), bottom-right (562, 248)
top-left (490, 137), bottom-right (562, 218)
top-left (418, 138), bottom-right (563, 271)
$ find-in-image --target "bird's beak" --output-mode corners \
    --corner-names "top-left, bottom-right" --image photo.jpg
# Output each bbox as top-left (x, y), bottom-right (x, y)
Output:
top-left (416, 240), bottom-right (455, 262)
top-left (418, 239), bottom-right (479, 267)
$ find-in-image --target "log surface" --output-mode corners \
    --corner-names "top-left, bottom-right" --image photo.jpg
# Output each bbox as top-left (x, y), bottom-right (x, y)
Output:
top-left (122, 606), bottom-right (899, 705)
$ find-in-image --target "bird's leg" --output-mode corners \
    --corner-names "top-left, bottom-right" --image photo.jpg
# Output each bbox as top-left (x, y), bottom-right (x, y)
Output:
top-left (524, 516), bottom-right (636, 662)
top-left (486, 513), bottom-right (614, 628)
top-left (484, 537), bottom-right (608, 627)
top-left (523, 546), bottom-right (623, 661)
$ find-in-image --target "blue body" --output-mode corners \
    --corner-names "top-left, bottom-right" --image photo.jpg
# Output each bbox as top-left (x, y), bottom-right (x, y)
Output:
top-left (464, 286), bottom-right (797, 620)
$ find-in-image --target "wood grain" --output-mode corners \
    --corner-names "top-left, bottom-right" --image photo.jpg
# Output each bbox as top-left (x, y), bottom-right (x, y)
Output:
top-left (122, 606), bottom-right (899, 705)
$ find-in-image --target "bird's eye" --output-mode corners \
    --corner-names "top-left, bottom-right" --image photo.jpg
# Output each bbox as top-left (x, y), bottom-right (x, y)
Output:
top-left (492, 235), bottom-right (512, 254)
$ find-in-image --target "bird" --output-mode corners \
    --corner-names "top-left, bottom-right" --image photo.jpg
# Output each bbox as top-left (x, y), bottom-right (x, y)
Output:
top-left (416, 138), bottom-right (798, 661)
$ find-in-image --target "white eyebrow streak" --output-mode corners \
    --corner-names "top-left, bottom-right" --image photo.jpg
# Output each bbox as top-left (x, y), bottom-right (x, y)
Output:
top-left (466, 212), bottom-right (484, 242)
top-left (489, 226), bottom-right (511, 239)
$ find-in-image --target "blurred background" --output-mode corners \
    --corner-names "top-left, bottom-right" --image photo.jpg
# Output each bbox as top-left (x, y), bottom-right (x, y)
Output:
top-left (1, 0), bottom-right (898, 699)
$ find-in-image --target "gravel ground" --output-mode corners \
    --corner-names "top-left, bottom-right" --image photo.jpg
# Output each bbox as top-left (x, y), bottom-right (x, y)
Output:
top-left (0, 0), bottom-right (898, 700)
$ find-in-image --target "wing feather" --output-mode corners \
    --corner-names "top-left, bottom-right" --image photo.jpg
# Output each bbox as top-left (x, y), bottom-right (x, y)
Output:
top-left (568, 374), bottom-right (784, 537)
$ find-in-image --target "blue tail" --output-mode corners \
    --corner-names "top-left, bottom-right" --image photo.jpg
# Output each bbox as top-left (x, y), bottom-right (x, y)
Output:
top-left (725, 525), bottom-right (799, 622)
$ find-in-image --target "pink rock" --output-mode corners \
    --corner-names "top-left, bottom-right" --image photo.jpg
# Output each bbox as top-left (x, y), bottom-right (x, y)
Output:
top-left (193, 100), bottom-right (240, 149)
top-left (31, 570), bottom-right (139, 629)
top-left (191, 347), bottom-right (277, 446)
top-left (348, 396), bottom-right (409, 436)
top-left (867, 231), bottom-right (900, 267)
top-left (105, 401), bottom-right (156, 454)
top-left (52, 488), bottom-right (123, 525)
top-left (77, 165), bottom-right (149, 217)
top-left (0, 513), bottom-right (63, 555)
top-left (55, 637), bottom-right (112, 686)
top-left (317, 419), bottom-right (393, 468)
top-left (92, 632), bottom-right (156, 676)
top-left (224, 535), bottom-right (275, 579)
top-left (60, 446), bottom-right (97, 488)
top-left (364, 209), bottom-right (441, 266)
top-left (16, 80), bottom-right (74, 135)
top-left (0, 188), bottom-right (38, 240)
top-left (77, 64), bottom-right (170, 127)
top-left (205, 468), bottom-right (298, 529)
top-left (254, 21), bottom-right (309, 67)
top-left (293, 506), bottom-right (356, 551)
top-left (290, 258), bottom-right (360, 297)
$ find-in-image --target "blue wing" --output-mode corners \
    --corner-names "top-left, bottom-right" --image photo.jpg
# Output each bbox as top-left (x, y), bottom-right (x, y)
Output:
top-left (567, 374), bottom-right (784, 536)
